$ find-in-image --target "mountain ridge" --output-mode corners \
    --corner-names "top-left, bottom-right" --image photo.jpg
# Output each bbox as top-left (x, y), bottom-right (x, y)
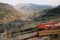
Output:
top-left (15, 3), bottom-right (53, 11)
top-left (15, 3), bottom-right (53, 21)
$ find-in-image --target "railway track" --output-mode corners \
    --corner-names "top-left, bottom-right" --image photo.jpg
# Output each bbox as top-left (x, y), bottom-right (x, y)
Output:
top-left (18, 32), bottom-right (38, 40)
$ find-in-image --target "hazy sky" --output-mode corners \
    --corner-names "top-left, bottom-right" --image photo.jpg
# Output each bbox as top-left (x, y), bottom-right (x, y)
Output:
top-left (0, 0), bottom-right (60, 6)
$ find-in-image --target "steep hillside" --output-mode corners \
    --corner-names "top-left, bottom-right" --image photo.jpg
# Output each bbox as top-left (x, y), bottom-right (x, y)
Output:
top-left (34, 5), bottom-right (60, 22)
top-left (0, 3), bottom-right (22, 24)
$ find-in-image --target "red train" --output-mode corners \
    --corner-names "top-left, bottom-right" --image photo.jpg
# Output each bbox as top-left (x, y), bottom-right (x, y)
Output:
top-left (38, 22), bottom-right (60, 30)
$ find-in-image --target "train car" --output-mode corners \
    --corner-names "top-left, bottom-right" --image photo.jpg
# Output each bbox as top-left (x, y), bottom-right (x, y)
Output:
top-left (38, 22), bottom-right (60, 30)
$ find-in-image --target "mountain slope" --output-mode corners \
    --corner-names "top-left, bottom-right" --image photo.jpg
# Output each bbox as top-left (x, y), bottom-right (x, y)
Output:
top-left (34, 5), bottom-right (60, 22)
top-left (0, 3), bottom-right (22, 24)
